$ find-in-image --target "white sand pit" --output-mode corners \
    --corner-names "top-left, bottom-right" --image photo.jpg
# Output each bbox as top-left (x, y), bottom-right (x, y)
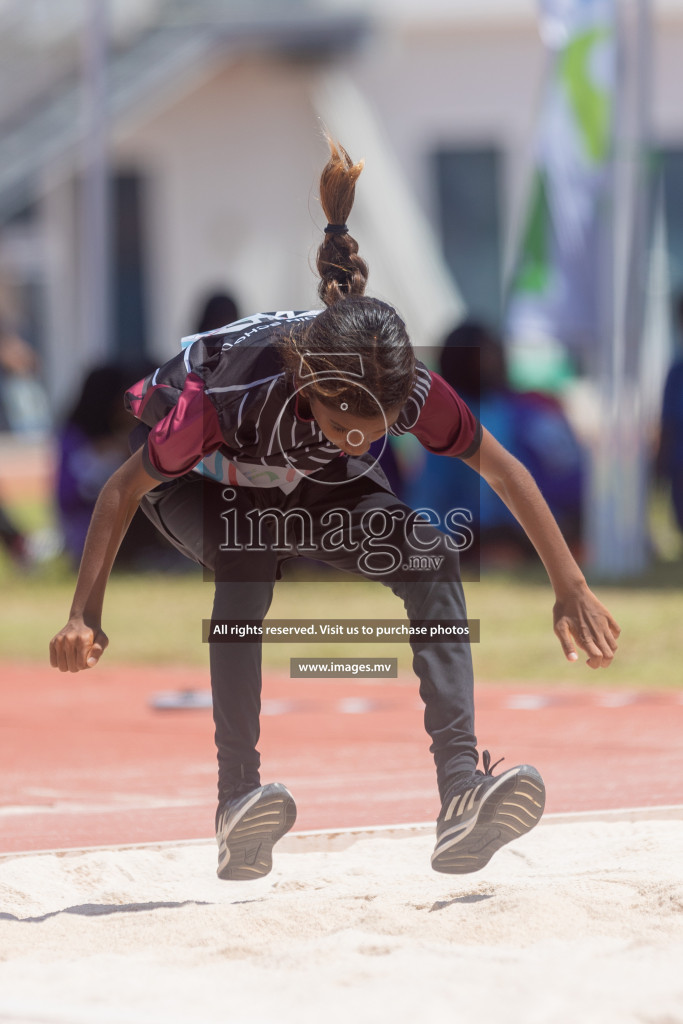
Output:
top-left (1, 812), bottom-right (682, 1024)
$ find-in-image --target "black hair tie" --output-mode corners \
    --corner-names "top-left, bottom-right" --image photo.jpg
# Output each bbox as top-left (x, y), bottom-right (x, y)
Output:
top-left (324, 223), bottom-right (348, 235)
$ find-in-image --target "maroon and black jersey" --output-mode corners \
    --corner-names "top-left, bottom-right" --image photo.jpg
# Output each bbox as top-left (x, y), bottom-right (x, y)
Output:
top-left (125, 310), bottom-right (482, 493)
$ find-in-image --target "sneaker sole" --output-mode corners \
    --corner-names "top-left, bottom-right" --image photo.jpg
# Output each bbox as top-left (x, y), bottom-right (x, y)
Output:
top-left (431, 766), bottom-right (545, 875)
top-left (217, 783), bottom-right (297, 881)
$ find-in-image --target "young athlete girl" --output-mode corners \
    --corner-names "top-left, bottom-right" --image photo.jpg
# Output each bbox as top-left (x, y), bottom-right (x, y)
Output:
top-left (50, 139), bottom-right (620, 880)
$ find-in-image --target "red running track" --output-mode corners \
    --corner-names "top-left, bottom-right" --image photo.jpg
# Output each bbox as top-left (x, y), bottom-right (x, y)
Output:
top-left (1, 662), bottom-right (682, 853)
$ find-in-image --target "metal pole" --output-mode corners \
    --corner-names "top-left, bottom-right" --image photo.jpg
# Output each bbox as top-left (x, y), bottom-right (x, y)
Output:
top-left (80, 0), bottom-right (110, 365)
top-left (588, 0), bottom-right (651, 578)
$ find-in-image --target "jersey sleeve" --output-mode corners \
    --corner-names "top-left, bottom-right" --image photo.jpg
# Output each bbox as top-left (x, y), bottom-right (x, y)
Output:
top-left (409, 371), bottom-right (482, 458)
top-left (125, 371), bottom-right (224, 481)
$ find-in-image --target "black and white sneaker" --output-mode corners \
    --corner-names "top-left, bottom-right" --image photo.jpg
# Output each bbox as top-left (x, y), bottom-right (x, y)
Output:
top-left (431, 751), bottom-right (545, 874)
top-left (216, 782), bottom-right (297, 881)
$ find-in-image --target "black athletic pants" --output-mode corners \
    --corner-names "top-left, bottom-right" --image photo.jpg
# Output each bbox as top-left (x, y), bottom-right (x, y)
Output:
top-left (140, 461), bottom-right (478, 808)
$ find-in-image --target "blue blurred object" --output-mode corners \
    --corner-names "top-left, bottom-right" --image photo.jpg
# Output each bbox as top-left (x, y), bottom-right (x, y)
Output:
top-left (406, 321), bottom-right (585, 561)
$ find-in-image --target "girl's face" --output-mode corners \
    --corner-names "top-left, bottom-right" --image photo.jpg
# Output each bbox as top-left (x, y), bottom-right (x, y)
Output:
top-left (309, 396), bottom-right (401, 457)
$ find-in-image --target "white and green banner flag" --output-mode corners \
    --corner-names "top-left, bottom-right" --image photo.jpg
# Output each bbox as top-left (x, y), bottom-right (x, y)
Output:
top-left (506, 0), bottom-right (617, 360)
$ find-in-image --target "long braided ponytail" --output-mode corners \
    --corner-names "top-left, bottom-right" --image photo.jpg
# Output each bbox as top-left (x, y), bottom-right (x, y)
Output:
top-left (281, 137), bottom-right (416, 418)
top-left (316, 139), bottom-right (369, 307)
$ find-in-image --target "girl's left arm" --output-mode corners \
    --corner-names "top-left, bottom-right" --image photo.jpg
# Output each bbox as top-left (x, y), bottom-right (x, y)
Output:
top-left (460, 427), bottom-right (620, 669)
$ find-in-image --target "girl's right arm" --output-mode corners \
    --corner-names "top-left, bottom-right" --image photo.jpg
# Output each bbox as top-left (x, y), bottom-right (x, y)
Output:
top-left (49, 447), bottom-right (161, 673)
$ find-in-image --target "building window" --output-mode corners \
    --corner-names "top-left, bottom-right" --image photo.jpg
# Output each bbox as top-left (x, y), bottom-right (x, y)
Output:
top-left (433, 146), bottom-right (503, 325)
top-left (112, 171), bottom-right (149, 361)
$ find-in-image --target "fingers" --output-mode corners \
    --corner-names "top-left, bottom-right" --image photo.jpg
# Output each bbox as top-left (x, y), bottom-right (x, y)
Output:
top-left (590, 617), bottom-right (620, 668)
top-left (49, 629), bottom-right (83, 672)
top-left (554, 613), bottom-right (619, 669)
top-left (86, 632), bottom-right (109, 668)
top-left (554, 618), bottom-right (579, 663)
top-left (49, 625), bottom-right (108, 673)
top-left (553, 586), bottom-right (621, 670)
top-left (581, 626), bottom-right (615, 669)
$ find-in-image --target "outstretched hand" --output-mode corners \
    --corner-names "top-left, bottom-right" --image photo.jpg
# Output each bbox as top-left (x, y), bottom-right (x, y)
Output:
top-left (50, 619), bottom-right (109, 673)
top-left (553, 584), bottom-right (620, 669)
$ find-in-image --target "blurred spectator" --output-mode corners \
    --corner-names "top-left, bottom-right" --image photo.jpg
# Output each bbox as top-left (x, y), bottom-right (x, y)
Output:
top-left (0, 322), bottom-right (49, 568)
top-left (0, 322), bottom-right (51, 436)
top-left (656, 293), bottom-right (683, 536)
top-left (0, 502), bottom-right (30, 566)
top-left (55, 288), bottom-right (243, 571)
top-left (406, 321), bottom-right (585, 566)
top-left (192, 290), bottom-right (240, 334)
top-left (56, 361), bottom-right (182, 569)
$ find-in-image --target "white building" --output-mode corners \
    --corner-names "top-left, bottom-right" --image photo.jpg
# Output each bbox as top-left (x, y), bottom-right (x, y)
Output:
top-left (1, 0), bottom-right (683, 415)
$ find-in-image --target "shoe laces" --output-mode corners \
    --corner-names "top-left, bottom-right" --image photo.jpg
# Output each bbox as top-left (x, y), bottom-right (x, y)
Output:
top-left (216, 777), bottom-right (260, 828)
top-left (445, 750), bottom-right (506, 803)
top-left (481, 749), bottom-right (505, 776)
top-left (218, 778), bottom-right (258, 805)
